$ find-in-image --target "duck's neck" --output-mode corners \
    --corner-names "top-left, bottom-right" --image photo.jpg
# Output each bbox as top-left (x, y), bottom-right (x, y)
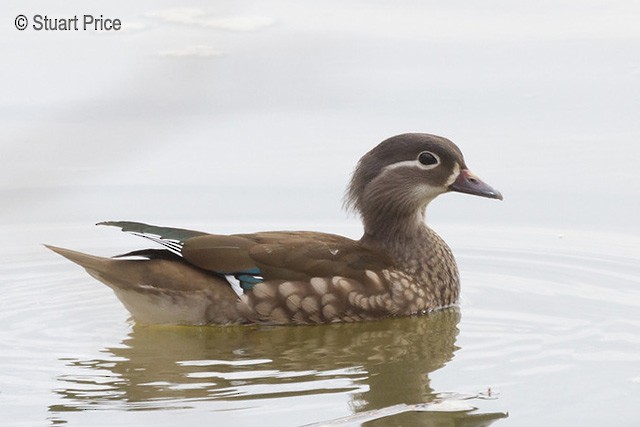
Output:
top-left (359, 206), bottom-right (437, 268)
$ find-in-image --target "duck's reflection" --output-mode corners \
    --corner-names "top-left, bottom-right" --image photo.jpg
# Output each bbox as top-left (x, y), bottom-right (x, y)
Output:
top-left (50, 308), bottom-right (506, 425)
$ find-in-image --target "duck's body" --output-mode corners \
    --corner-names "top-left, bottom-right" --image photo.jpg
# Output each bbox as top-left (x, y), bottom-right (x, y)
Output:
top-left (48, 223), bottom-right (458, 325)
top-left (48, 133), bottom-right (501, 325)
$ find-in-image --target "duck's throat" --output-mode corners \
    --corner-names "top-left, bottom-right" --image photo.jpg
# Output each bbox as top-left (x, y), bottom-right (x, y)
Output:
top-left (360, 207), bottom-right (430, 262)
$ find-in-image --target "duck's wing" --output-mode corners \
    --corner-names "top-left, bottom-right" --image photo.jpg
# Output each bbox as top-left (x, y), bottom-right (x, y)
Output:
top-left (181, 231), bottom-right (402, 324)
top-left (103, 222), bottom-right (390, 282)
top-left (101, 222), bottom-right (405, 324)
top-left (181, 230), bottom-right (391, 281)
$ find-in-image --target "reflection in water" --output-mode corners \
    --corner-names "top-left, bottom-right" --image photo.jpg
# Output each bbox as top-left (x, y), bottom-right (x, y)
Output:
top-left (50, 308), bottom-right (506, 425)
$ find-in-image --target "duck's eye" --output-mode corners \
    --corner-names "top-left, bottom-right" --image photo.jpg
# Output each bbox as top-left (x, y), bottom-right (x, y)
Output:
top-left (418, 151), bottom-right (438, 166)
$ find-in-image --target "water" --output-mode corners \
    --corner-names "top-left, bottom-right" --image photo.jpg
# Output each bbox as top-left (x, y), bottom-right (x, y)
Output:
top-left (2, 217), bottom-right (639, 426)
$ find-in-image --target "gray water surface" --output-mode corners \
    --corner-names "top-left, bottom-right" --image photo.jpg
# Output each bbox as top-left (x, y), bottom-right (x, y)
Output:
top-left (2, 217), bottom-right (639, 426)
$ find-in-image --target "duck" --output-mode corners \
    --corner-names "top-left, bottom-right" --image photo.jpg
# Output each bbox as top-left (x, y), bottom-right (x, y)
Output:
top-left (47, 133), bottom-right (502, 325)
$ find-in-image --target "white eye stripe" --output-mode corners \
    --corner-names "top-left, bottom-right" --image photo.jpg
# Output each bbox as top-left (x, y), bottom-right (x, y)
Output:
top-left (384, 155), bottom-right (441, 171)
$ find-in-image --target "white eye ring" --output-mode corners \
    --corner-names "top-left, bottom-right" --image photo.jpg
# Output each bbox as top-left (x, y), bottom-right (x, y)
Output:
top-left (416, 151), bottom-right (440, 170)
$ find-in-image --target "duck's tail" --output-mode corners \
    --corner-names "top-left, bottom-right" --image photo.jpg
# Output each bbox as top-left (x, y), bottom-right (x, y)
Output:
top-left (45, 245), bottom-right (245, 325)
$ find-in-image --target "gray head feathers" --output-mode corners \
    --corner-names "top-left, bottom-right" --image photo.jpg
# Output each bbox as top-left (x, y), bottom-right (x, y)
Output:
top-left (344, 133), bottom-right (466, 236)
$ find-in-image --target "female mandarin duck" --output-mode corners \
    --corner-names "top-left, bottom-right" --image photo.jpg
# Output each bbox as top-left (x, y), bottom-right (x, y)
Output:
top-left (47, 133), bottom-right (502, 325)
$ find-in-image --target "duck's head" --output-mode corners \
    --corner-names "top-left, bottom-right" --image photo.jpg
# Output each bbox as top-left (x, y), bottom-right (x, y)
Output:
top-left (346, 133), bottom-right (502, 234)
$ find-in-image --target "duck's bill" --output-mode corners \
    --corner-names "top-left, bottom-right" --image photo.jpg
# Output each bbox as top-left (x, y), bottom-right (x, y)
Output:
top-left (449, 169), bottom-right (503, 200)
